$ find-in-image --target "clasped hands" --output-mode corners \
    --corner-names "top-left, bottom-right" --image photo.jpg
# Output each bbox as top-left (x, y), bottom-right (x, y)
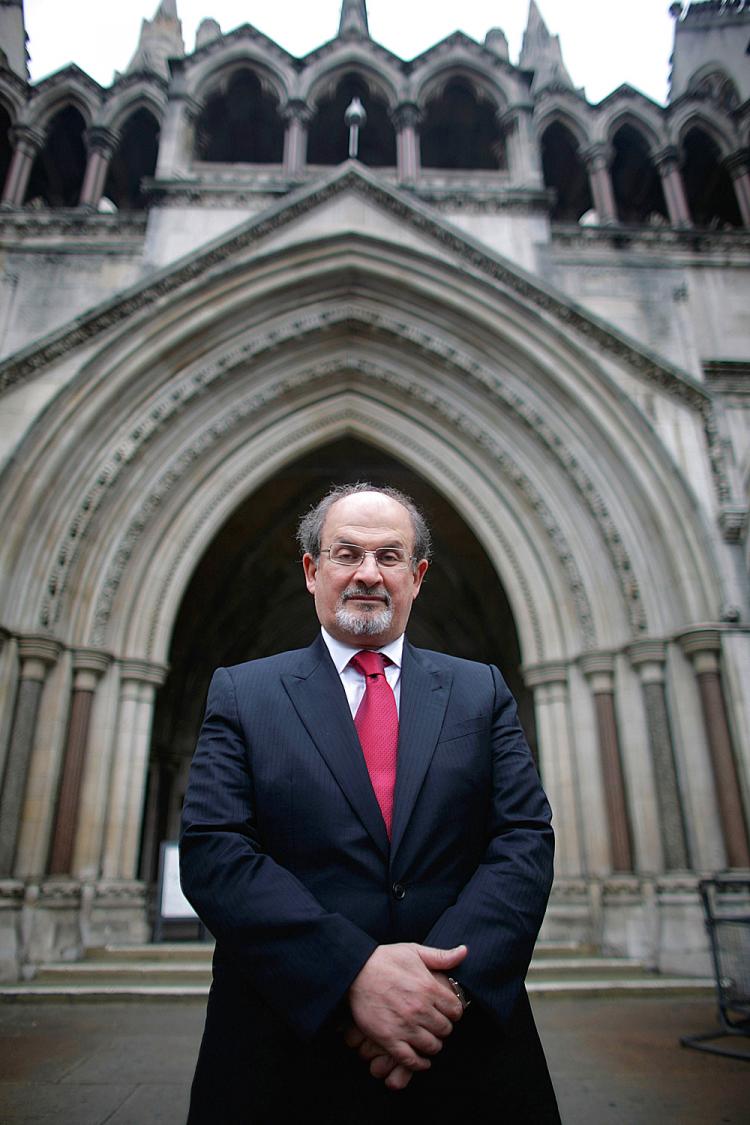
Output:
top-left (345, 942), bottom-right (468, 1091)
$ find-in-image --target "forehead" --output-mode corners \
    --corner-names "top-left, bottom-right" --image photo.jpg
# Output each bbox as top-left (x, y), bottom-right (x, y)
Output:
top-left (321, 492), bottom-right (414, 544)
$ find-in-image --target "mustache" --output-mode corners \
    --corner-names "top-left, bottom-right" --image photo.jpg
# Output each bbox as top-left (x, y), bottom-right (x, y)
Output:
top-left (341, 584), bottom-right (392, 606)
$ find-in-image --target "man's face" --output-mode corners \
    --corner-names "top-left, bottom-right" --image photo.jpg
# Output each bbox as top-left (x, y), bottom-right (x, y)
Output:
top-left (303, 492), bottom-right (429, 647)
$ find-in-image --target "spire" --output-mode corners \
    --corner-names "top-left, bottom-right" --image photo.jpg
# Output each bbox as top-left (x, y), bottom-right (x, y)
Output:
top-left (126, 0), bottom-right (184, 79)
top-left (338, 0), bottom-right (370, 40)
top-left (519, 0), bottom-right (573, 93)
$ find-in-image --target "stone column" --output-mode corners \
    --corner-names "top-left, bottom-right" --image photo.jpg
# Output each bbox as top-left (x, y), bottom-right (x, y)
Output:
top-left (679, 628), bottom-right (750, 868)
top-left (524, 662), bottom-right (583, 876)
top-left (155, 62), bottom-right (202, 179)
top-left (581, 143), bottom-right (618, 224)
top-left (496, 102), bottom-right (542, 186)
top-left (726, 149), bottom-right (750, 229)
top-left (47, 649), bottom-right (111, 875)
top-left (1, 125), bottom-right (44, 207)
top-left (0, 636), bottom-right (61, 876)
top-left (101, 659), bottom-right (166, 881)
top-left (580, 652), bottom-right (633, 872)
top-left (281, 100), bottom-right (312, 178)
top-left (628, 640), bottom-right (690, 870)
top-left (392, 102), bottom-right (421, 184)
top-left (78, 127), bottom-right (118, 209)
top-left (653, 145), bottom-right (691, 227)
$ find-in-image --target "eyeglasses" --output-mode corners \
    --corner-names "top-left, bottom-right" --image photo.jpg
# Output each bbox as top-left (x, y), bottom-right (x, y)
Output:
top-left (321, 542), bottom-right (414, 569)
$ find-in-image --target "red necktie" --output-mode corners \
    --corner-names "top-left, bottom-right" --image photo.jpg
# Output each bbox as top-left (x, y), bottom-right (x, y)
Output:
top-left (351, 650), bottom-right (399, 838)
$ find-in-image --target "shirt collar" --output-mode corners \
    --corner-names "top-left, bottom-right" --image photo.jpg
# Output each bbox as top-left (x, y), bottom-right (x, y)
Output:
top-left (321, 627), bottom-right (405, 674)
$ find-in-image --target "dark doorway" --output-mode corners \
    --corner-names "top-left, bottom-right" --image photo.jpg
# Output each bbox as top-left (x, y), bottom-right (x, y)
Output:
top-left (141, 438), bottom-right (533, 879)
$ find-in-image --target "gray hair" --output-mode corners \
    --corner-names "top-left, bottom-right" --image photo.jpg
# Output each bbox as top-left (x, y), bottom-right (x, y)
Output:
top-left (296, 482), bottom-right (432, 564)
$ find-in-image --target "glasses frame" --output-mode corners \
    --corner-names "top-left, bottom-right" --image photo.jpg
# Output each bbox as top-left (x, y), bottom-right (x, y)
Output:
top-left (320, 542), bottom-right (416, 571)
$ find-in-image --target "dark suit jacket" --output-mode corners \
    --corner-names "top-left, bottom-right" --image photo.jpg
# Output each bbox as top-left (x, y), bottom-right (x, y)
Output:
top-left (180, 635), bottom-right (558, 1123)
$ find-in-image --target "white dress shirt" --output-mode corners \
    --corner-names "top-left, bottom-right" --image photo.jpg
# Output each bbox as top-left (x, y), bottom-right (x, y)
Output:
top-left (320, 627), bottom-right (404, 717)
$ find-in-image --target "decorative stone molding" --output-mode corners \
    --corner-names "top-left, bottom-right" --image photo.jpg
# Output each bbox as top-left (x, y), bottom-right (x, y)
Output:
top-left (627, 638), bottom-right (667, 677)
top-left (523, 661), bottom-right (569, 688)
top-left (17, 635), bottom-right (62, 680)
top-left (718, 506), bottom-right (748, 543)
top-left (0, 210), bottom-right (148, 245)
top-left (579, 649), bottom-right (615, 690)
top-left (119, 658), bottom-right (168, 686)
top-left (72, 648), bottom-right (112, 691)
top-left (38, 305), bottom-right (644, 646)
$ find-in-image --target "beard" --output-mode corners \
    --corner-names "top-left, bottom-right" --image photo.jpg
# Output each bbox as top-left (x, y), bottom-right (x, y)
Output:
top-left (335, 584), bottom-right (394, 637)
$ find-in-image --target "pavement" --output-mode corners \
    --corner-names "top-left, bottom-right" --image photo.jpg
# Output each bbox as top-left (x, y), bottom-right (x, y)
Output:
top-left (0, 994), bottom-right (747, 1124)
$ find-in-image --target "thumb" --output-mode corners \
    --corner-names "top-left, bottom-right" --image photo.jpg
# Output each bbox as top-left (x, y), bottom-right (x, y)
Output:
top-left (415, 943), bottom-right (468, 971)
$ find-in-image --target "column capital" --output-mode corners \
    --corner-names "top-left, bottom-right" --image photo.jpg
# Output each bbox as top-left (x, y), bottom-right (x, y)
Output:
top-left (495, 100), bottom-right (534, 131)
top-left (280, 98), bottom-right (313, 126)
top-left (627, 638), bottom-right (666, 668)
top-left (9, 124), bottom-right (45, 156)
top-left (677, 626), bottom-right (723, 674)
top-left (652, 144), bottom-right (680, 170)
top-left (17, 634), bottom-right (62, 679)
top-left (72, 648), bottom-right (112, 691)
top-left (580, 142), bottom-right (613, 170)
top-left (523, 661), bottom-right (569, 689)
top-left (579, 650), bottom-right (616, 692)
top-left (119, 658), bottom-right (168, 687)
top-left (391, 101), bottom-right (421, 130)
top-left (85, 126), bottom-right (118, 158)
top-left (725, 148), bottom-right (750, 178)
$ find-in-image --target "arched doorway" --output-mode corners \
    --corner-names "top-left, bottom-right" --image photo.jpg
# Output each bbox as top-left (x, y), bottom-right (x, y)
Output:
top-left (140, 437), bottom-right (532, 879)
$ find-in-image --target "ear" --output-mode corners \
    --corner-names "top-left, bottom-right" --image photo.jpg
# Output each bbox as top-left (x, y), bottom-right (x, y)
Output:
top-left (411, 558), bottom-right (429, 599)
top-left (302, 553), bottom-right (318, 594)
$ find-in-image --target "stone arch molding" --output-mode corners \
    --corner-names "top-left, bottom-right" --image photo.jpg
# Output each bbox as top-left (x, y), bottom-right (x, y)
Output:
top-left (0, 302), bottom-right (720, 673)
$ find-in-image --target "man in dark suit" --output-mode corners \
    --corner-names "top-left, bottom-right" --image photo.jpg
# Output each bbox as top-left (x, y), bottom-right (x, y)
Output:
top-left (180, 483), bottom-right (559, 1123)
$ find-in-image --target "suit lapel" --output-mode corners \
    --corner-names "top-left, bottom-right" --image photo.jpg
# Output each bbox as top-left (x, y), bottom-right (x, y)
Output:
top-left (390, 641), bottom-right (452, 858)
top-left (281, 635), bottom-right (389, 856)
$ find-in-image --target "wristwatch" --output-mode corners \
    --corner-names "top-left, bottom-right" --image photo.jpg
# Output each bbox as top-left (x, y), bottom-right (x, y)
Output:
top-left (448, 976), bottom-right (471, 1010)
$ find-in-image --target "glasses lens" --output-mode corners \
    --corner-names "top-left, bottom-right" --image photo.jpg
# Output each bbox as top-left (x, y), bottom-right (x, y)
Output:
top-left (328, 544), bottom-right (407, 567)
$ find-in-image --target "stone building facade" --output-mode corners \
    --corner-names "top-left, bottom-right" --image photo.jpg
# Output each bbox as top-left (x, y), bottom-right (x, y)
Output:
top-left (0, 0), bottom-right (748, 977)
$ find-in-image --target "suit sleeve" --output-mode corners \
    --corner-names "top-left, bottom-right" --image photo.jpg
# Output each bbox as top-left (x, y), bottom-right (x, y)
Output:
top-left (179, 666), bottom-right (377, 1039)
top-left (424, 664), bottom-right (554, 1027)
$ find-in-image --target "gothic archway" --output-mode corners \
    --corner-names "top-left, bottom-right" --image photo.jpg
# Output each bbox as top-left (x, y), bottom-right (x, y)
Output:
top-left (140, 436), bottom-right (532, 880)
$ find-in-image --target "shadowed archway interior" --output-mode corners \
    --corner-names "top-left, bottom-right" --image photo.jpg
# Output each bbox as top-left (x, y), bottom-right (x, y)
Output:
top-left (141, 438), bottom-right (533, 878)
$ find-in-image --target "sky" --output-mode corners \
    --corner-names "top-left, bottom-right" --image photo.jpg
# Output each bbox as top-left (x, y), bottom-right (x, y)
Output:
top-left (24, 1), bottom-right (677, 106)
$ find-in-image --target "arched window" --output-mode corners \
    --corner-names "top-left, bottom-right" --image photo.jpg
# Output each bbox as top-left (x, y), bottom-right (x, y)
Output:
top-left (104, 108), bottom-right (160, 210)
top-left (610, 124), bottom-right (667, 225)
top-left (0, 104), bottom-right (12, 199)
top-left (194, 69), bottom-right (284, 163)
top-left (307, 73), bottom-right (395, 166)
top-left (24, 105), bottom-right (87, 207)
top-left (681, 126), bottom-right (741, 228)
top-left (420, 79), bottom-right (505, 170)
top-left (540, 121), bottom-right (591, 222)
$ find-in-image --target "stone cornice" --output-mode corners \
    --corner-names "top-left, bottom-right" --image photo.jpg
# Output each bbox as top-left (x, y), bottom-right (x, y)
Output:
top-left (0, 210), bottom-right (148, 246)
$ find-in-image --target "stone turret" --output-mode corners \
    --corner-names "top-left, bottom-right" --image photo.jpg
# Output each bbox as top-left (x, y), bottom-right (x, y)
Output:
top-left (0, 0), bottom-right (28, 81)
top-left (125, 0), bottom-right (185, 79)
top-left (519, 0), bottom-right (573, 94)
top-left (338, 0), bottom-right (370, 40)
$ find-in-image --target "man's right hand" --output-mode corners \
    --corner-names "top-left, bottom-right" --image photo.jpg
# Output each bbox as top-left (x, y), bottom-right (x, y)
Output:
top-left (346, 942), bottom-right (467, 1086)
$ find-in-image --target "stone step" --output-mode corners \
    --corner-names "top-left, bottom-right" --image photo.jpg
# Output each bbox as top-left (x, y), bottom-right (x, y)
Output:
top-left (527, 957), bottom-right (648, 979)
top-left (86, 942), bottom-right (214, 962)
top-left (33, 960), bottom-right (212, 985)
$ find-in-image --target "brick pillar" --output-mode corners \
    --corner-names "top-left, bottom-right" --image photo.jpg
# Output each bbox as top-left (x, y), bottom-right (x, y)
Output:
top-left (282, 99), bottom-right (312, 178)
top-left (79, 127), bottom-right (117, 208)
top-left (1, 125), bottom-right (44, 206)
top-left (581, 143), bottom-right (617, 224)
top-left (679, 628), bottom-right (750, 867)
top-left (393, 102), bottom-right (421, 184)
top-left (628, 640), bottom-right (690, 870)
top-left (0, 636), bottom-right (61, 875)
top-left (653, 145), bottom-right (691, 227)
top-left (524, 661), bottom-right (583, 875)
top-left (726, 149), bottom-right (750, 229)
top-left (580, 652), bottom-right (633, 872)
top-left (47, 649), bottom-right (111, 874)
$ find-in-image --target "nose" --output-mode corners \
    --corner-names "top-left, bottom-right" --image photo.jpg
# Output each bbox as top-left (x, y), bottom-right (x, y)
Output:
top-left (353, 551), bottom-right (382, 584)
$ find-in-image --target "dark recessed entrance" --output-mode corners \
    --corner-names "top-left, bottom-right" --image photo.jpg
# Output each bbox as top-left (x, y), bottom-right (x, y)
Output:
top-left (141, 438), bottom-right (534, 879)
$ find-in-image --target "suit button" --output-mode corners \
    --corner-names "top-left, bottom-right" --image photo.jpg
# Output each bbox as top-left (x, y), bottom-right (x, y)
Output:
top-left (392, 882), bottom-right (406, 900)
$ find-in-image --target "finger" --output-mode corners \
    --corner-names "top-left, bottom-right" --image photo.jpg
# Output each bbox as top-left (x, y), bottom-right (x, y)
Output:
top-left (388, 1040), bottom-right (433, 1071)
top-left (344, 1025), bottom-right (365, 1050)
top-left (369, 1053), bottom-right (396, 1078)
top-left (385, 1064), bottom-right (416, 1091)
top-left (415, 944), bottom-right (468, 973)
top-left (357, 1038), bottom-right (386, 1062)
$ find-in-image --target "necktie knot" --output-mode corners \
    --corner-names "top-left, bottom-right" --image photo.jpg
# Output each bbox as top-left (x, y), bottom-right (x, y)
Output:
top-left (351, 650), bottom-right (387, 679)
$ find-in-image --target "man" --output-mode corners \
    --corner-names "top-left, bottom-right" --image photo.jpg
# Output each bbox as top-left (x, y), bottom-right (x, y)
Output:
top-left (180, 483), bottom-right (559, 1123)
